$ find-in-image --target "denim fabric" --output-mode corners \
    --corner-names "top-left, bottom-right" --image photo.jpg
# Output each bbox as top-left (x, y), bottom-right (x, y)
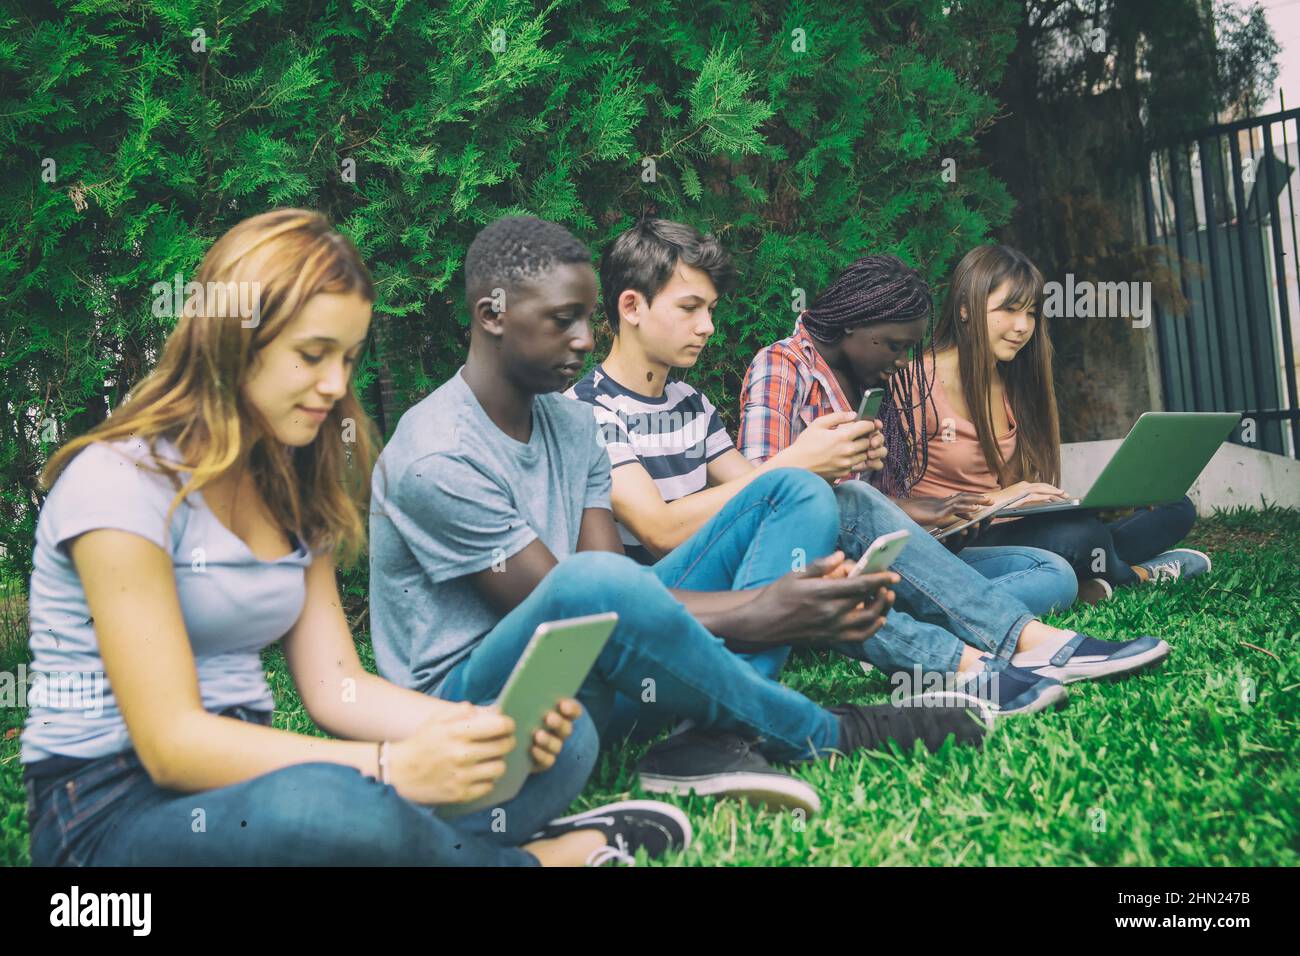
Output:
top-left (976, 496), bottom-right (1197, 587)
top-left (438, 549), bottom-right (842, 764)
top-left (24, 706), bottom-right (597, 866)
top-left (832, 481), bottom-right (1035, 675)
top-left (956, 545), bottom-right (1078, 615)
top-left (608, 470), bottom-right (1063, 741)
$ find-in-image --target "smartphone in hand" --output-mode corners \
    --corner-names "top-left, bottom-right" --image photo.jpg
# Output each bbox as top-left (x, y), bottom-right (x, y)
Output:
top-left (857, 388), bottom-right (885, 421)
top-left (847, 530), bottom-right (911, 576)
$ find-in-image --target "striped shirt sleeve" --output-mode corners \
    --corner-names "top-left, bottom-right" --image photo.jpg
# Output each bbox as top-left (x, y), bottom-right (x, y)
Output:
top-left (738, 346), bottom-right (802, 464)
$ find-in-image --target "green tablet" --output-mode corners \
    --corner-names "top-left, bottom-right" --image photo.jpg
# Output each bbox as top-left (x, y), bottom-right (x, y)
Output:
top-left (438, 612), bottom-right (618, 819)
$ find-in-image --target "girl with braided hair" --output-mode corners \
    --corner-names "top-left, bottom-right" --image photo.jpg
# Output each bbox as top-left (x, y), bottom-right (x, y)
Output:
top-left (739, 253), bottom-right (1079, 616)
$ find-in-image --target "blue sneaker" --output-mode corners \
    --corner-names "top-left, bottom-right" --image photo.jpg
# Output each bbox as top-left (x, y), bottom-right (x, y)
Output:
top-left (954, 659), bottom-right (1068, 715)
top-left (1016, 633), bottom-right (1170, 684)
top-left (1135, 548), bottom-right (1212, 583)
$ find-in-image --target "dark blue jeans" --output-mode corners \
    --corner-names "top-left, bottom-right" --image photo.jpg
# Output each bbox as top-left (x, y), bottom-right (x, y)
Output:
top-left (438, 547), bottom-right (844, 764)
top-left (976, 497), bottom-right (1197, 587)
top-left (24, 706), bottom-right (598, 866)
top-left (438, 468), bottom-right (1039, 757)
top-left (594, 470), bottom-right (1060, 741)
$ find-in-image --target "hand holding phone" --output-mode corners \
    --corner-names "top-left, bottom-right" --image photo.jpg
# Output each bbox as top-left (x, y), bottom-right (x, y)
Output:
top-left (847, 530), bottom-right (911, 576)
top-left (783, 412), bottom-right (876, 480)
top-left (729, 550), bottom-right (897, 649)
top-left (857, 388), bottom-right (885, 421)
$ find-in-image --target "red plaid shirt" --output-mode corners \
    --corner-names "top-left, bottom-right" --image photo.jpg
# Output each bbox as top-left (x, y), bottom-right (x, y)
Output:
top-left (738, 321), bottom-right (866, 482)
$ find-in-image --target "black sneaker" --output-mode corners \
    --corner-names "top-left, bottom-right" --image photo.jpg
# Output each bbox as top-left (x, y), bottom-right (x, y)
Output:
top-left (637, 728), bottom-right (822, 815)
top-left (530, 800), bottom-right (692, 867)
top-left (830, 700), bottom-right (989, 755)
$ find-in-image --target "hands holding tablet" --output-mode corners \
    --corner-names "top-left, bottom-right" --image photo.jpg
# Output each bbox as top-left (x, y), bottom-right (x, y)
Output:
top-left (388, 698), bottom-right (580, 806)
top-left (898, 492), bottom-right (993, 530)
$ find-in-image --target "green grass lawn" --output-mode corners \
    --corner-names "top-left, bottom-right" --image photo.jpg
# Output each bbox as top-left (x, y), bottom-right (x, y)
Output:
top-left (3, 506), bottom-right (1297, 867)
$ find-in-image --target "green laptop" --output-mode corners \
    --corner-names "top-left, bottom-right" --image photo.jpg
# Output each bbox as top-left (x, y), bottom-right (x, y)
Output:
top-left (1001, 411), bottom-right (1242, 517)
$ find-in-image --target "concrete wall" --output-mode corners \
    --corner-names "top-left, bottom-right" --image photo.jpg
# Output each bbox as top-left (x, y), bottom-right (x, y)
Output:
top-left (1061, 440), bottom-right (1300, 515)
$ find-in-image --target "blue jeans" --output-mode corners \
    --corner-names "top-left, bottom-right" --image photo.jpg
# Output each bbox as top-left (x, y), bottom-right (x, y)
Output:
top-left (976, 497), bottom-right (1197, 587)
top-left (831, 481), bottom-right (1036, 675)
top-left (24, 706), bottom-right (597, 866)
top-left (640, 470), bottom-right (1052, 685)
top-left (956, 546), bottom-right (1078, 615)
top-left (641, 470), bottom-right (1067, 692)
top-left (439, 548), bottom-right (843, 764)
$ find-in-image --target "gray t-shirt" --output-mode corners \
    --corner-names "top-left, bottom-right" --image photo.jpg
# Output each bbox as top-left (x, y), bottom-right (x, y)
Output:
top-left (22, 436), bottom-right (315, 763)
top-left (368, 368), bottom-right (612, 694)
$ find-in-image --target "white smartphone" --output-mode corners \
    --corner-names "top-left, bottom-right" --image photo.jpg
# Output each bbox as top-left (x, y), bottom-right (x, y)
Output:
top-left (847, 529), bottom-right (911, 576)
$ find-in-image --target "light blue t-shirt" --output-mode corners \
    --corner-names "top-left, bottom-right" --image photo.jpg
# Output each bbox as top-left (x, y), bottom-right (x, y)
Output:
top-left (22, 436), bottom-right (315, 764)
top-left (368, 368), bottom-right (612, 694)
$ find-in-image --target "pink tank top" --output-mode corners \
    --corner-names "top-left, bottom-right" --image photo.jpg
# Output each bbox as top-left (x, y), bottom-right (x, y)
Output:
top-left (909, 356), bottom-right (1017, 499)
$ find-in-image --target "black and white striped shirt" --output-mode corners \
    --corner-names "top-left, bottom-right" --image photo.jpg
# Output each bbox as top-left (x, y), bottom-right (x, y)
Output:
top-left (566, 365), bottom-right (734, 562)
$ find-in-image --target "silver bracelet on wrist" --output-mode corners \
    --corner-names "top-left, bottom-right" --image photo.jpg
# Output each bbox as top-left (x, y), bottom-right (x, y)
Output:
top-left (377, 740), bottom-right (392, 785)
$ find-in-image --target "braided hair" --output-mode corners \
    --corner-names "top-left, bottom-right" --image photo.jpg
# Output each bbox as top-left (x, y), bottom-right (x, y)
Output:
top-left (802, 254), bottom-right (935, 497)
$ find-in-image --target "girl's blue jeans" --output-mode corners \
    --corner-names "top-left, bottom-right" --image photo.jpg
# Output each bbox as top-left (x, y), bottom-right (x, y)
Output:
top-left (24, 705), bottom-right (597, 866)
top-left (976, 497), bottom-right (1197, 587)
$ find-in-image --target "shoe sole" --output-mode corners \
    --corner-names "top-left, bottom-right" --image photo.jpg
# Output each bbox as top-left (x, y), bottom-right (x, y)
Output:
top-left (991, 682), bottom-right (1069, 715)
top-left (544, 799), bottom-right (694, 851)
top-left (900, 685), bottom-right (1065, 719)
top-left (1036, 640), bottom-right (1171, 685)
top-left (638, 771), bottom-right (823, 816)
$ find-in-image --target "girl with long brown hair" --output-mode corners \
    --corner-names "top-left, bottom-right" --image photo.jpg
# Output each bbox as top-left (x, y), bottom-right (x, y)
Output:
top-left (22, 209), bottom-right (682, 866)
top-left (915, 244), bottom-right (1209, 602)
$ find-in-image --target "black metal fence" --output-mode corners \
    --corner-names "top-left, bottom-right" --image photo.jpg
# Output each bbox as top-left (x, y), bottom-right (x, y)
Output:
top-left (1141, 106), bottom-right (1300, 459)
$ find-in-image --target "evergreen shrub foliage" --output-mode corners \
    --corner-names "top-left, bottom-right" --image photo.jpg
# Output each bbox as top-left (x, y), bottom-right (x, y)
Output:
top-left (0, 0), bottom-right (1018, 577)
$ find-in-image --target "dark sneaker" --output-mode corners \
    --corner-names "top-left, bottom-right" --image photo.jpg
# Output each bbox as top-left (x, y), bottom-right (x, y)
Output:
top-left (1016, 633), bottom-right (1170, 684)
top-left (830, 699), bottom-right (989, 755)
top-left (1135, 548), bottom-right (1212, 583)
top-left (531, 800), bottom-right (691, 867)
top-left (637, 729), bottom-right (822, 815)
top-left (951, 659), bottom-right (1068, 715)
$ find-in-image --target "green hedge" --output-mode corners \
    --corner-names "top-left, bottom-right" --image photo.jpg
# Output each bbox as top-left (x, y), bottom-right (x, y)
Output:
top-left (1, 0), bottom-right (1017, 580)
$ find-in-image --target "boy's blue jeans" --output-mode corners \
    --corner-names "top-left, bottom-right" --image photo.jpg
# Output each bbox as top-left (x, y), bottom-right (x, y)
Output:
top-left (438, 545), bottom-right (843, 763)
top-left (440, 469), bottom-right (1037, 750)
top-left (830, 480), bottom-right (1036, 673)
top-left (24, 706), bottom-right (594, 866)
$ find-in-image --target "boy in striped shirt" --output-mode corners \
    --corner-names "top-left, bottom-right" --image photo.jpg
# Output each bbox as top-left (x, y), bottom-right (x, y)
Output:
top-left (567, 219), bottom-right (892, 810)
